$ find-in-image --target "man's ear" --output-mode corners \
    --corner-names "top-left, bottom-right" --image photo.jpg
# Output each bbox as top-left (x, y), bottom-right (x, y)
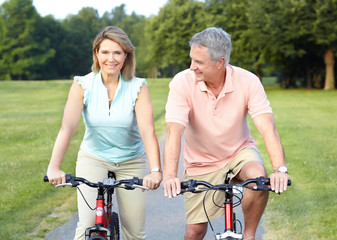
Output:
top-left (217, 57), bottom-right (226, 69)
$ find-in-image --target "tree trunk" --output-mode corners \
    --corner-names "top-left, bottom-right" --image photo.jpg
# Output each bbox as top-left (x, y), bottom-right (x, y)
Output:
top-left (306, 66), bottom-right (312, 89)
top-left (324, 49), bottom-right (335, 90)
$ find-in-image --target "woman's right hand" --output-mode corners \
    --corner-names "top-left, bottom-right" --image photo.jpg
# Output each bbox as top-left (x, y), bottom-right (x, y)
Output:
top-left (47, 166), bottom-right (66, 186)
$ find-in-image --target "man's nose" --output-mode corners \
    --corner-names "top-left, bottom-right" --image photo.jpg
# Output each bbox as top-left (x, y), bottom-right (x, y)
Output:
top-left (190, 61), bottom-right (196, 71)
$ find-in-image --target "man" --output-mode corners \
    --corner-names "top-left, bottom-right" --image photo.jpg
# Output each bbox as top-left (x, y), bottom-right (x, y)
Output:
top-left (162, 27), bottom-right (290, 240)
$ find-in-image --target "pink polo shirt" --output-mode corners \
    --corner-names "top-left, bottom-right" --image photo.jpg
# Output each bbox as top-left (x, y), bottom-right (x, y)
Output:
top-left (165, 65), bottom-right (272, 176)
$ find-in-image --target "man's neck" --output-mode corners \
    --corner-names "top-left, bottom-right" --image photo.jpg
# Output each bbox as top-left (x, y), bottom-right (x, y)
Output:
top-left (206, 69), bottom-right (226, 98)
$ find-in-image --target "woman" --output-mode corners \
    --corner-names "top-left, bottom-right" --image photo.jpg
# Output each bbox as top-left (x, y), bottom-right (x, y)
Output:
top-left (47, 26), bottom-right (162, 240)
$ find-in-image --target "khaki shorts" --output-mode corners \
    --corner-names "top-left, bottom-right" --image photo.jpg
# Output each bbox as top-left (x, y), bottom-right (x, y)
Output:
top-left (184, 148), bottom-right (264, 224)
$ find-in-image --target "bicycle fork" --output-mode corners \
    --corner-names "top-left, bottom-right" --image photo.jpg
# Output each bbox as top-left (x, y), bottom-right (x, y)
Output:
top-left (215, 192), bottom-right (243, 240)
top-left (216, 173), bottom-right (243, 240)
top-left (85, 187), bottom-right (112, 239)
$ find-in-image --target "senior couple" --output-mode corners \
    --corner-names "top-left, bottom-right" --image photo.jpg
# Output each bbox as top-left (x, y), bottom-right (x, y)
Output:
top-left (47, 26), bottom-right (290, 240)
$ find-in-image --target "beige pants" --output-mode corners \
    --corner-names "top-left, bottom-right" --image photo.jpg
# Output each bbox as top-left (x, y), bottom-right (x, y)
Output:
top-left (73, 149), bottom-right (147, 240)
top-left (184, 148), bottom-right (265, 224)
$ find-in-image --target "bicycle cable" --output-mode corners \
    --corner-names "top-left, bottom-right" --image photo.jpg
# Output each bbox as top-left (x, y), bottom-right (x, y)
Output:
top-left (77, 186), bottom-right (96, 211)
top-left (202, 188), bottom-right (216, 233)
top-left (211, 187), bottom-right (244, 209)
top-left (202, 186), bottom-right (245, 237)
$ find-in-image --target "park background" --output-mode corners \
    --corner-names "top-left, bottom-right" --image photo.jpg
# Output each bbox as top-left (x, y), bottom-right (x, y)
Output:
top-left (0, 0), bottom-right (336, 239)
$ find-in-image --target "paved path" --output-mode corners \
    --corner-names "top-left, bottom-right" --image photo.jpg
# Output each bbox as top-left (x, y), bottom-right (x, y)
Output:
top-left (44, 136), bottom-right (264, 239)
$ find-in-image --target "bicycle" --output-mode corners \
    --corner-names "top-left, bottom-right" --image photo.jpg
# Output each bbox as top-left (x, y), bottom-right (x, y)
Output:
top-left (180, 171), bottom-right (291, 240)
top-left (44, 172), bottom-right (147, 240)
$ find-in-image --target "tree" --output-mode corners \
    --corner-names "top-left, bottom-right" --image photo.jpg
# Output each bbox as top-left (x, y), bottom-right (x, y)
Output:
top-left (101, 4), bottom-right (128, 26)
top-left (204, 0), bottom-right (259, 76)
top-left (146, 0), bottom-right (209, 77)
top-left (234, 0), bottom-right (336, 89)
top-left (62, 7), bottom-right (102, 76)
top-left (311, 0), bottom-right (337, 90)
top-left (0, 0), bottom-right (55, 80)
top-left (33, 15), bottom-right (70, 79)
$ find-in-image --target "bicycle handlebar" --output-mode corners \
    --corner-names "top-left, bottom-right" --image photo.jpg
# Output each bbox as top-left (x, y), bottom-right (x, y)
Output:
top-left (180, 176), bottom-right (291, 194)
top-left (43, 174), bottom-right (148, 190)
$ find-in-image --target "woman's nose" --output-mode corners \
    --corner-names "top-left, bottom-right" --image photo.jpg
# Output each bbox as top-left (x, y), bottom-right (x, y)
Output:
top-left (108, 53), bottom-right (114, 61)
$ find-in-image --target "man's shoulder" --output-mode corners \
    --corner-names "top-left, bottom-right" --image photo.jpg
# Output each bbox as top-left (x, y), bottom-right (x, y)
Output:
top-left (229, 65), bottom-right (261, 88)
top-left (170, 69), bottom-right (195, 87)
top-left (173, 69), bottom-right (194, 81)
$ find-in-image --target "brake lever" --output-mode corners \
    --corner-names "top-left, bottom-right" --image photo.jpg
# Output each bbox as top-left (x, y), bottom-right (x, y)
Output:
top-left (131, 184), bottom-right (149, 191)
top-left (55, 183), bottom-right (73, 188)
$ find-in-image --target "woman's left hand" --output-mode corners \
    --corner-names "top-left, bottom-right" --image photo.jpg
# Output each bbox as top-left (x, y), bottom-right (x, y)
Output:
top-left (142, 172), bottom-right (162, 190)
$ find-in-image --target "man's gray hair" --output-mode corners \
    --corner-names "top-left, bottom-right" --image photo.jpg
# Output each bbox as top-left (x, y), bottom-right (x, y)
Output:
top-left (189, 27), bottom-right (232, 67)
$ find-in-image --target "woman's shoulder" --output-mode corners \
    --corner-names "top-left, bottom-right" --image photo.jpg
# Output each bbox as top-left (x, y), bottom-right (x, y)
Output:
top-left (128, 76), bottom-right (146, 84)
top-left (74, 72), bottom-right (96, 83)
top-left (73, 72), bottom-right (99, 89)
top-left (121, 76), bottom-right (147, 106)
top-left (123, 75), bottom-right (147, 89)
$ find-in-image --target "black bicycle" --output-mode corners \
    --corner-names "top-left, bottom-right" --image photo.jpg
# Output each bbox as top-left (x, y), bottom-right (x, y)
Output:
top-left (180, 171), bottom-right (291, 240)
top-left (44, 172), bottom-right (147, 240)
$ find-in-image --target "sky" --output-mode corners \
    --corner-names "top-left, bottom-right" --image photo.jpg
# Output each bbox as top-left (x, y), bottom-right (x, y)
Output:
top-left (0, 0), bottom-right (168, 19)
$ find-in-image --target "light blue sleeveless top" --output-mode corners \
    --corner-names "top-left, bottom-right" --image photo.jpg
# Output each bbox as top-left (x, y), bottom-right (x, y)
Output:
top-left (74, 71), bottom-right (146, 163)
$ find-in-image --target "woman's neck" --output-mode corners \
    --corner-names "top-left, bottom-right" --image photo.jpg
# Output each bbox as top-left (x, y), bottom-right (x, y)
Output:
top-left (101, 72), bottom-right (120, 86)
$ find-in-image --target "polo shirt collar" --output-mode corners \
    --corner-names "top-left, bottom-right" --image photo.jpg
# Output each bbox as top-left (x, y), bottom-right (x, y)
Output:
top-left (198, 65), bottom-right (234, 94)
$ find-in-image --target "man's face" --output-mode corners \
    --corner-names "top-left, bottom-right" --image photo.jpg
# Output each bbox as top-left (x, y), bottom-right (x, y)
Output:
top-left (189, 45), bottom-right (219, 82)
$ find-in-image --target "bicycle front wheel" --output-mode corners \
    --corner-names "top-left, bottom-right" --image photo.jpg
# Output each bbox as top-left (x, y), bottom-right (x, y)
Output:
top-left (108, 212), bottom-right (120, 240)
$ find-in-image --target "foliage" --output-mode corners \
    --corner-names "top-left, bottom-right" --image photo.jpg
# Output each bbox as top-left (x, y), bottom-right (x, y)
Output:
top-left (61, 7), bottom-right (103, 76)
top-left (243, 0), bottom-right (337, 88)
top-left (144, 0), bottom-right (209, 77)
top-left (203, 0), bottom-right (337, 88)
top-left (204, 0), bottom-right (256, 71)
top-left (0, 0), bottom-right (336, 89)
top-left (0, 0), bottom-right (55, 80)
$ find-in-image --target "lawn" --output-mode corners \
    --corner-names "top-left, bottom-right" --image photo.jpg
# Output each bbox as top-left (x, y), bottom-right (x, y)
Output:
top-left (249, 86), bottom-right (337, 239)
top-left (0, 79), bottom-right (336, 239)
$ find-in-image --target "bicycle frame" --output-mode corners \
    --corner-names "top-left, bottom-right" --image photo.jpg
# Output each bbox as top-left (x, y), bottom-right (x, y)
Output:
top-left (85, 172), bottom-right (115, 239)
top-left (216, 172), bottom-right (242, 240)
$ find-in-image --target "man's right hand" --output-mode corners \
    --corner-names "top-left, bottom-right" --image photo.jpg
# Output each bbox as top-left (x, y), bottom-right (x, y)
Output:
top-left (163, 176), bottom-right (182, 199)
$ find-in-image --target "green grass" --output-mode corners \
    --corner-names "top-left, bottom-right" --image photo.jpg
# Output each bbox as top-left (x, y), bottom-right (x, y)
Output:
top-left (1, 79), bottom-right (336, 239)
top-left (0, 79), bottom-right (170, 240)
top-left (248, 87), bottom-right (337, 239)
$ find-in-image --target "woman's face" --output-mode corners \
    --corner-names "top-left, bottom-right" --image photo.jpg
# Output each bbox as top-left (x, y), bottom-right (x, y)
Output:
top-left (96, 39), bottom-right (127, 79)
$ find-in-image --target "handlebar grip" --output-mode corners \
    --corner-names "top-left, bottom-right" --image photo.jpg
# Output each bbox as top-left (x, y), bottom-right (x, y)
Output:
top-left (139, 179), bottom-right (143, 186)
top-left (181, 181), bottom-right (190, 189)
top-left (43, 174), bottom-right (73, 183)
top-left (264, 178), bottom-right (292, 186)
top-left (43, 176), bottom-right (49, 182)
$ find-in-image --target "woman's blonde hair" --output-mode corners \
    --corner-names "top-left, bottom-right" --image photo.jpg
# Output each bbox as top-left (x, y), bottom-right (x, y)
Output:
top-left (91, 26), bottom-right (135, 80)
